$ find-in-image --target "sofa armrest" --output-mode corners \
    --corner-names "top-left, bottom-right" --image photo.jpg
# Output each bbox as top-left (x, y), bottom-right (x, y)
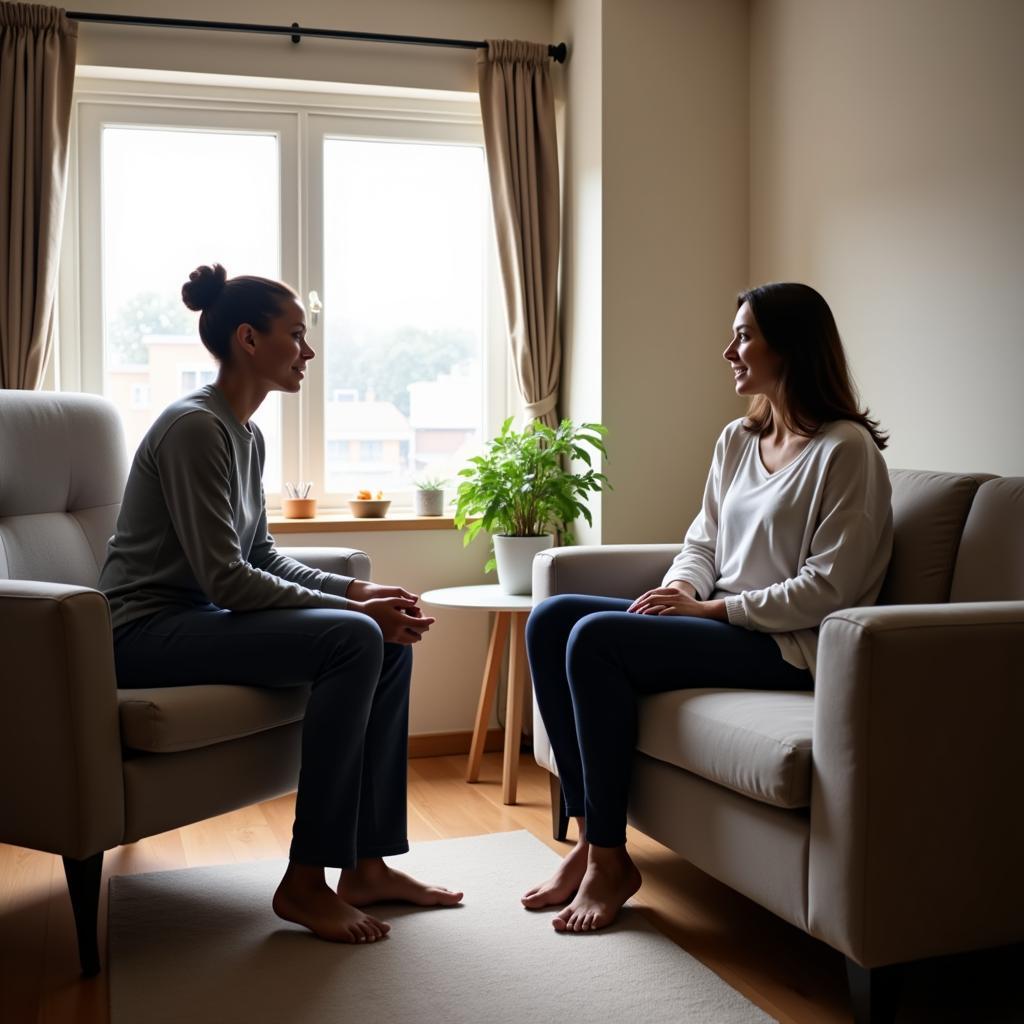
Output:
top-left (0, 581), bottom-right (125, 858)
top-left (277, 546), bottom-right (372, 581)
top-left (808, 600), bottom-right (1024, 966)
top-left (532, 544), bottom-right (679, 602)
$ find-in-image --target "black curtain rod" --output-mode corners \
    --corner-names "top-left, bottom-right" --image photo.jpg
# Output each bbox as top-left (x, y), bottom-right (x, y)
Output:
top-left (66, 11), bottom-right (568, 63)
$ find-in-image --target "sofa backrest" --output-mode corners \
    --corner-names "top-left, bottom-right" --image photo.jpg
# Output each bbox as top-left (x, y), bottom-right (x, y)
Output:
top-left (949, 477), bottom-right (1024, 602)
top-left (879, 469), bottom-right (991, 605)
top-left (0, 390), bottom-right (126, 588)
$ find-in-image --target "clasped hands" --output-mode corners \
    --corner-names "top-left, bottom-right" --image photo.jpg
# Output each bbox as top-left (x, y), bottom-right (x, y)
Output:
top-left (346, 580), bottom-right (436, 644)
top-left (628, 581), bottom-right (727, 621)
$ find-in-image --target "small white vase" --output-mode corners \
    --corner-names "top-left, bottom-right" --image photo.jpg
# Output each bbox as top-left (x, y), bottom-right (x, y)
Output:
top-left (493, 534), bottom-right (554, 595)
top-left (413, 489), bottom-right (445, 516)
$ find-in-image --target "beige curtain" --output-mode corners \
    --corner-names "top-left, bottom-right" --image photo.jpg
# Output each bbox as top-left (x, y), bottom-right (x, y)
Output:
top-left (0, 3), bottom-right (77, 390)
top-left (477, 40), bottom-right (561, 427)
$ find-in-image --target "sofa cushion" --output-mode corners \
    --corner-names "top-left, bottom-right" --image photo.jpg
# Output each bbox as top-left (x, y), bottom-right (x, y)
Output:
top-left (118, 684), bottom-right (311, 753)
top-left (949, 477), bottom-right (1024, 602)
top-left (879, 469), bottom-right (989, 605)
top-left (636, 689), bottom-right (814, 809)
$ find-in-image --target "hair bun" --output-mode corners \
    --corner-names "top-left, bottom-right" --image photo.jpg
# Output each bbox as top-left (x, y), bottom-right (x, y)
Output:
top-left (181, 264), bottom-right (227, 312)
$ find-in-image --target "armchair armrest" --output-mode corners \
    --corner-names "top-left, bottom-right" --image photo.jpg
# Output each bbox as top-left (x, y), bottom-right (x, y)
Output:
top-left (0, 581), bottom-right (124, 858)
top-left (808, 600), bottom-right (1024, 966)
top-left (532, 544), bottom-right (679, 601)
top-left (277, 546), bottom-right (372, 581)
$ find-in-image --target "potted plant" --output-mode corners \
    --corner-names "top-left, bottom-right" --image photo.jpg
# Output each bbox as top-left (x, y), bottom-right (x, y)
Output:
top-left (453, 417), bottom-right (609, 594)
top-left (412, 474), bottom-right (448, 516)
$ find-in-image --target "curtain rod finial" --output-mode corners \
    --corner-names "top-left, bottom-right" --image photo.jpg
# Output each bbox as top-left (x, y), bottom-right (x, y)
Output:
top-left (549, 42), bottom-right (567, 64)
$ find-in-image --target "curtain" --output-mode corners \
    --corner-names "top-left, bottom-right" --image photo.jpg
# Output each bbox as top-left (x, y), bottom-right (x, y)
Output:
top-left (0, 3), bottom-right (77, 389)
top-left (477, 40), bottom-right (561, 427)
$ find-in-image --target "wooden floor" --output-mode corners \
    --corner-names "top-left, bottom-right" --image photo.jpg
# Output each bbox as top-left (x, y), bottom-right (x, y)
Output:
top-left (1, 754), bottom-right (1019, 1024)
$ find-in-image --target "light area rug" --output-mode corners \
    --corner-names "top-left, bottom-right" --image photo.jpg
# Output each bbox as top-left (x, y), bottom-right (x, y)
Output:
top-left (109, 830), bottom-right (773, 1024)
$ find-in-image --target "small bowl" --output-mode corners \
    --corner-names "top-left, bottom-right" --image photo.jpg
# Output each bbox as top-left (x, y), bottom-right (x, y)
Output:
top-left (348, 498), bottom-right (391, 519)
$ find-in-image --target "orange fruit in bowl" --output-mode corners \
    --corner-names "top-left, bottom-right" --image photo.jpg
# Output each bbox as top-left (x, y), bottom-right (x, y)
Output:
top-left (356, 489), bottom-right (372, 500)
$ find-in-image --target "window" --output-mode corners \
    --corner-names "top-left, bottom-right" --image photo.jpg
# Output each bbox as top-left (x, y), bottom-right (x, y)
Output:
top-left (60, 75), bottom-right (505, 509)
top-left (320, 138), bottom-right (486, 494)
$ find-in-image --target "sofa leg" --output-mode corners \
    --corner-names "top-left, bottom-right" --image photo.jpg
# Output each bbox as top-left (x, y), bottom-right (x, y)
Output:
top-left (845, 958), bottom-right (902, 1024)
top-left (62, 852), bottom-right (104, 977)
top-left (548, 771), bottom-right (569, 842)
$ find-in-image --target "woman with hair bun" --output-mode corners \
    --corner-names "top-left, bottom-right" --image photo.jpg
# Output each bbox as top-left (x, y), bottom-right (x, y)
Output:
top-left (523, 282), bottom-right (893, 933)
top-left (99, 264), bottom-right (461, 944)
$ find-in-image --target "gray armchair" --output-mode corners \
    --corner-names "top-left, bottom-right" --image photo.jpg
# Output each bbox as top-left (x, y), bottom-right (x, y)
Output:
top-left (531, 469), bottom-right (1024, 1023)
top-left (0, 389), bottom-right (369, 976)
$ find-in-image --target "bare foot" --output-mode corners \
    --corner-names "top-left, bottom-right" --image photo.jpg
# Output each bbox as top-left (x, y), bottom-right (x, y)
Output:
top-left (521, 840), bottom-right (590, 909)
top-left (552, 846), bottom-right (641, 933)
top-left (338, 858), bottom-right (463, 908)
top-left (273, 866), bottom-right (390, 943)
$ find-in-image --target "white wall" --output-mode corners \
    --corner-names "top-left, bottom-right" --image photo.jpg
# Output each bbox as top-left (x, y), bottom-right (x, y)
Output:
top-left (554, 0), bottom-right (749, 545)
top-left (551, 0), bottom-right (603, 544)
top-left (750, 0), bottom-right (1024, 476)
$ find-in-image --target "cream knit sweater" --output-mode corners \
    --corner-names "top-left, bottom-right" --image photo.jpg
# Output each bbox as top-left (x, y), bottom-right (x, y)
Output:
top-left (661, 417), bottom-right (893, 677)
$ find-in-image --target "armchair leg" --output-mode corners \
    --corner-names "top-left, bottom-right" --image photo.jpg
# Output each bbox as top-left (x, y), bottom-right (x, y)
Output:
top-left (62, 852), bottom-right (104, 977)
top-left (845, 958), bottom-right (902, 1024)
top-left (548, 771), bottom-right (569, 842)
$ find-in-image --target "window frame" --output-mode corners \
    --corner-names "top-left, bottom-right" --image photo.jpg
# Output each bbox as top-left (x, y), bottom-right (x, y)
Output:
top-left (59, 72), bottom-right (509, 511)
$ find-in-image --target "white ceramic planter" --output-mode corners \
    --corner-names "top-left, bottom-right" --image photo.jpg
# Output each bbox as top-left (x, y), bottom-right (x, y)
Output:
top-left (413, 489), bottom-right (445, 516)
top-left (493, 534), bottom-right (554, 595)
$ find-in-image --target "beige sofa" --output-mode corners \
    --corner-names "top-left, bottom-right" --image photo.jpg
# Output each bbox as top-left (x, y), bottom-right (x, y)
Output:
top-left (0, 390), bottom-right (369, 976)
top-left (531, 469), bottom-right (1024, 1023)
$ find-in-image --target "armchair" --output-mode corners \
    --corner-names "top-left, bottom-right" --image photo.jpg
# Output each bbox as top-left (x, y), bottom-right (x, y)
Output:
top-left (531, 469), bottom-right (1024, 1023)
top-left (0, 389), bottom-right (370, 976)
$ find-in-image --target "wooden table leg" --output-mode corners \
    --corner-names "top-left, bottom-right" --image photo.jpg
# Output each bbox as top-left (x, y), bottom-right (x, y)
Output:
top-left (466, 611), bottom-right (510, 782)
top-left (502, 612), bottom-right (529, 805)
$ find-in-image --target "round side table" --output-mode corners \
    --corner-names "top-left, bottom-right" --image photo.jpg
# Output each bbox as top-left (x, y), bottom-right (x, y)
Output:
top-left (420, 585), bottom-right (534, 805)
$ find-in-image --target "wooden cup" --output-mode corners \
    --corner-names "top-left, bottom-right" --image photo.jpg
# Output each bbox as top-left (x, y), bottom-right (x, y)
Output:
top-left (282, 498), bottom-right (317, 519)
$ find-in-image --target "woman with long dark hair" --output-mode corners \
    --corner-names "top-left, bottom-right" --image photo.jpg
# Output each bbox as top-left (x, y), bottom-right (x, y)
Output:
top-left (100, 264), bottom-right (461, 945)
top-left (523, 282), bottom-right (892, 932)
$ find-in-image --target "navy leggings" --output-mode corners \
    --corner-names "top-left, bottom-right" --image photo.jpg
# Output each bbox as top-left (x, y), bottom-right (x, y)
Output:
top-left (525, 595), bottom-right (812, 847)
top-left (113, 605), bottom-right (412, 869)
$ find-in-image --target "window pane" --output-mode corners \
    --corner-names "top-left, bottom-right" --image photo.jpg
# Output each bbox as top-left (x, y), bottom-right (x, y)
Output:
top-left (322, 139), bottom-right (486, 495)
top-left (101, 126), bottom-right (283, 491)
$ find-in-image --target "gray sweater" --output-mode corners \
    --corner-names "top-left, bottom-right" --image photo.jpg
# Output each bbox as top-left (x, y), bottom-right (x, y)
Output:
top-left (100, 385), bottom-right (353, 629)
top-left (662, 418), bottom-right (893, 677)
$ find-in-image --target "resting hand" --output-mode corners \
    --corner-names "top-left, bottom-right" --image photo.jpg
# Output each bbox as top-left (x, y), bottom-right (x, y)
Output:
top-left (628, 583), bottom-right (727, 621)
top-left (350, 596), bottom-right (436, 644)
top-left (347, 580), bottom-right (418, 604)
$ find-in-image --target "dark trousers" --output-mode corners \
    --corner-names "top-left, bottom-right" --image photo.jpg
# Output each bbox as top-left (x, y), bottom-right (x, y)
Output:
top-left (525, 594), bottom-right (813, 847)
top-left (113, 605), bottom-right (412, 869)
